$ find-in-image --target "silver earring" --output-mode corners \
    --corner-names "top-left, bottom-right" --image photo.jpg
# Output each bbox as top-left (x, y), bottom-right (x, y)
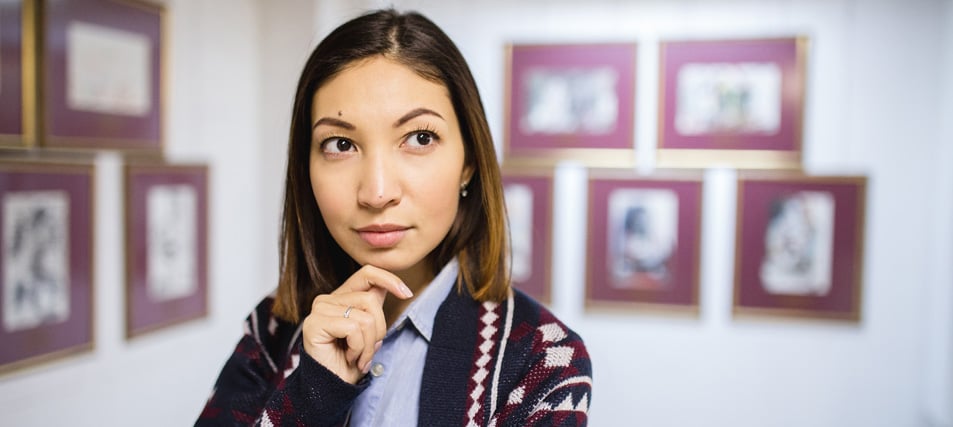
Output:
top-left (460, 183), bottom-right (469, 198)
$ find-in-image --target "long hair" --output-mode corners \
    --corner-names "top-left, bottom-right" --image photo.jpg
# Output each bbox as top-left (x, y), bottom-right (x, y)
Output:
top-left (272, 9), bottom-right (509, 322)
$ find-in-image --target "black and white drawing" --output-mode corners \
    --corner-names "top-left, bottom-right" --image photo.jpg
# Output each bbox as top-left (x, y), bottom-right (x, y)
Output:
top-left (675, 62), bottom-right (781, 136)
top-left (504, 182), bottom-right (534, 283)
top-left (607, 188), bottom-right (678, 289)
top-left (3, 191), bottom-right (70, 332)
top-left (520, 67), bottom-right (619, 136)
top-left (146, 184), bottom-right (197, 301)
top-left (759, 191), bottom-right (835, 296)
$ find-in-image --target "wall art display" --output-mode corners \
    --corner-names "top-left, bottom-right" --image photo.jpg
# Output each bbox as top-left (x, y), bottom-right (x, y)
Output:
top-left (586, 169), bottom-right (703, 312)
top-left (0, 160), bottom-right (94, 374)
top-left (1, 0), bottom-right (36, 148)
top-left (657, 37), bottom-right (807, 169)
top-left (125, 163), bottom-right (208, 338)
top-left (734, 173), bottom-right (866, 321)
top-left (42, 0), bottom-right (163, 151)
top-left (505, 43), bottom-right (637, 167)
top-left (502, 167), bottom-right (553, 304)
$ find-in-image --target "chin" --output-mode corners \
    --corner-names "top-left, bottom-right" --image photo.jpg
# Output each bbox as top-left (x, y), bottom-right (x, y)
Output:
top-left (352, 250), bottom-right (424, 273)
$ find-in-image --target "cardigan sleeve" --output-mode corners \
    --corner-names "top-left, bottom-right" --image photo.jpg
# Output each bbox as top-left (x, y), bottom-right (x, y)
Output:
top-left (195, 298), bottom-right (368, 426)
top-left (490, 305), bottom-right (593, 426)
top-left (519, 329), bottom-right (592, 426)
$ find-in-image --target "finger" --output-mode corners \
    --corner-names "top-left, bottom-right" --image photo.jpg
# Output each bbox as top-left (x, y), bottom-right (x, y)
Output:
top-left (342, 319), bottom-right (366, 367)
top-left (313, 293), bottom-right (387, 340)
top-left (335, 264), bottom-right (413, 302)
top-left (311, 299), bottom-right (384, 365)
top-left (351, 309), bottom-right (379, 371)
top-left (309, 303), bottom-right (369, 364)
top-left (328, 304), bottom-right (378, 368)
top-left (335, 309), bottom-right (382, 372)
top-left (301, 315), bottom-right (361, 383)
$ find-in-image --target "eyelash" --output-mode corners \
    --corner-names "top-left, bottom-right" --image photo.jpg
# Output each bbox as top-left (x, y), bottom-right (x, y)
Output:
top-left (318, 134), bottom-right (354, 155)
top-left (316, 124), bottom-right (442, 154)
top-left (405, 125), bottom-right (441, 146)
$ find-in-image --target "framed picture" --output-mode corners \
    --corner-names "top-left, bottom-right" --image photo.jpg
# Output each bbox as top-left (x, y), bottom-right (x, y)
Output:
top-left (502, 167), bottom-right (554, 304)
top-left (125, 163), bottom-right (208, 338)
top-left (586, 169), bottom-right (703, 312)
top-left (734, 172), bottom-right (866, 321)
top-left (0, 0), bottom-right (37, 148)
top-left (0, 160), bottom-right (94, 374)
top-left (657, 37), bottom-right (807, 169)
top-left (505, 43), bottom-right (637, 167)
top-left (42, 0), bottom-right (164, 151)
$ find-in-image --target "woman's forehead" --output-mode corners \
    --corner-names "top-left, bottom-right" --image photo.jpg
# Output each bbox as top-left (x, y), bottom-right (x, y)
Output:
top-left (311, 57), bottom-right (455, 123)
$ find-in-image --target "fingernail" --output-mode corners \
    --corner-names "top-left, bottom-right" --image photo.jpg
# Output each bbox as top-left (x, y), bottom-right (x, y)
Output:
top-left (362, 361), bottom-right (372, 374)
top-left (375, 340), bottom-right (382, 351)
top-left (399, 282), bottom-right (413, 298)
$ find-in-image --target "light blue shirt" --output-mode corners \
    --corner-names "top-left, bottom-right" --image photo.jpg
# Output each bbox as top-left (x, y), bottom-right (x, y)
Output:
top-left (348, 259), bottom-right (458, 426)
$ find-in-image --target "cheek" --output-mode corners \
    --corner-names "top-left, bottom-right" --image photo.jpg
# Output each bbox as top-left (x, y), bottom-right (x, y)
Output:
top-left (310, 170), bottom-right (347, 225)
top-left (414, 163), bottom-right (463, 209)
top-left (431, 186), bottom-right (461, 215)
top-left (422, 174), bottom-right (464, 237)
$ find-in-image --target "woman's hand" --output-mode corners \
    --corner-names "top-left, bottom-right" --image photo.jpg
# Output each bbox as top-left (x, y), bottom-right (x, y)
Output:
top-left (301, 265), bottom-right (414, 384)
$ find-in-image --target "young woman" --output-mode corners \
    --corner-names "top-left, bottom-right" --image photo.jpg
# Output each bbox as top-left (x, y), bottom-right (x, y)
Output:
top-left (197, 9), bottom-right (591, 426)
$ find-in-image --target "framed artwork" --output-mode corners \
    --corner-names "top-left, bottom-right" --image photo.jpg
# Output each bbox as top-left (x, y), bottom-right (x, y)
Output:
top-left (0, 160), bottom-right (94, 374)
top-left (0, 0), bottom-right (37, 148)
top-left (505, 43), bottom-right (637, 167)
top-left (657, 37), bottom-right (808, 169)
top-left (42, 0), bottom-right (164, 151)
top-left (502, 167), bottom-right (553, 304)
top-left (586, 169), bottom-right (703, 312)
top-left (734, 172), bottom-right (866, 321)
top-left (125, 162), bottom-right (208, 338)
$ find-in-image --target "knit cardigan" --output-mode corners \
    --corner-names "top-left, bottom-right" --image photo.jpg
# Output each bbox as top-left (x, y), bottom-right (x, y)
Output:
top-left (196, 286), bottom-right (592, 426)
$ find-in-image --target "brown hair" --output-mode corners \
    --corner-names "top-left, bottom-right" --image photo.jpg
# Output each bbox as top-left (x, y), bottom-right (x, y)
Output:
top-left (272, 9), bottom-right (509, 322)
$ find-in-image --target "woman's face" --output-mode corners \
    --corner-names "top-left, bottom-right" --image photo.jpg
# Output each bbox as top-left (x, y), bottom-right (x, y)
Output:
top-left (309, 57), bottom-right (471, 285)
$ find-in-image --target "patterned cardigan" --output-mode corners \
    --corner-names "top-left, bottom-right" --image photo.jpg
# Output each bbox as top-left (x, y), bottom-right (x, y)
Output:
top-left (196, 286), bottom-right (592, 426)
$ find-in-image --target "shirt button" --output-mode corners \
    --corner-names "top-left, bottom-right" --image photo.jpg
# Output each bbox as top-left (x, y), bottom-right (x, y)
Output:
top-left (370, 363), bottom-right (385, 377)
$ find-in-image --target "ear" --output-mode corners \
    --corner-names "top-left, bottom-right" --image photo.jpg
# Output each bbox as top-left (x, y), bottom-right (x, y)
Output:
top-left (460, 164), bottom-right (475, 187)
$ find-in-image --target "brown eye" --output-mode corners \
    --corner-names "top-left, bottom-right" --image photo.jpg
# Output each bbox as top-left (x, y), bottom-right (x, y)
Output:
top-left (321, 138), bottom-right (355, 153)
top-left (405, 131), bottom-right (436, 147)
top-left (415, 132), bottom-right (432, 146)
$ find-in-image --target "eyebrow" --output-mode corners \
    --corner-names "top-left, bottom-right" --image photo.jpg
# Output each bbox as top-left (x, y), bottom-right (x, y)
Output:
top-left (393, 108), bottom-right (444, 128)
top-left (312, 117), bottom-right (355, 131)
top-left (312, 108), bottom-right (444, 131)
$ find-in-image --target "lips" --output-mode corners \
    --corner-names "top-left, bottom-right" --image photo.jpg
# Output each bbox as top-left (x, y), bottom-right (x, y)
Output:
top-left (356, 224), bottom-right (409, 248)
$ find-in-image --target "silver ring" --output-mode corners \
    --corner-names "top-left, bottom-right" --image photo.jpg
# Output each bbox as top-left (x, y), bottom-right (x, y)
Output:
top-left (343, 306), bottom-right (354, 319)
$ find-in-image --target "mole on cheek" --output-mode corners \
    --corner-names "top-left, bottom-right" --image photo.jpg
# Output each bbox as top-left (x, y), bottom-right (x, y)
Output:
top-left (337, 111), bottom-right (342, 117)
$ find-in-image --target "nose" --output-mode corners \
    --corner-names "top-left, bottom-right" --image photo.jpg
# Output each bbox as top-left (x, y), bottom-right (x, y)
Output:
top-left (357, 151), bottom-right (402, 209)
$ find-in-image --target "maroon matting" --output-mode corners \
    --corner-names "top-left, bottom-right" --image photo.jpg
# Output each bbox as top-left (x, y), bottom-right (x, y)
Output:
top-left (659, 38), bottom-right (804, 152)
top-left (587, 172), bottom-right (703, 308)
top-left (0, 1), bottom-right (24, 139)
top-left (125, 164), bottom-right (208, 338)
top-left (502, 172), bottom-right (553, 304)
top-left (734, 175), bottom-right (866, 320)
top-left (0, 164), bottom-right (94, 371)
top-left (44, 0), bottom-right (162, 149)
top-left (507, 43), bottom-right (637, 152)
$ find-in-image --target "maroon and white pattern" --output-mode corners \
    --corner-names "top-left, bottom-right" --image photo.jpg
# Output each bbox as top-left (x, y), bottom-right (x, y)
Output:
top-left (465, 301), bottom-right (500, 426)
top-left (197, 287), bottom-right (591, 426)
top-left (488, 308), bottom-right (592, 426)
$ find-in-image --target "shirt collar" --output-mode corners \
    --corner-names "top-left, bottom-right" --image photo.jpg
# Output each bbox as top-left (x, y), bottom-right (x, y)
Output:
top-left (389, 258), bottom-right (458, 343)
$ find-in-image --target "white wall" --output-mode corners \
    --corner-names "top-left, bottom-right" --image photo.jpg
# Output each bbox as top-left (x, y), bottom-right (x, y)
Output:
top-left (924, 1), bottom-right (953, 425)
top-left (0, 0), bottom-right (264, 425)
top-left (371, 1), bottom-right (953, 426)
top-left (1, 0), bottom-right (951, 426)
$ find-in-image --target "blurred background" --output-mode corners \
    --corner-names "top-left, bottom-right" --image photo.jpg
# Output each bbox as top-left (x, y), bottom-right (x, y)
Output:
top-left (1, 0), bottom-right (952, 425)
